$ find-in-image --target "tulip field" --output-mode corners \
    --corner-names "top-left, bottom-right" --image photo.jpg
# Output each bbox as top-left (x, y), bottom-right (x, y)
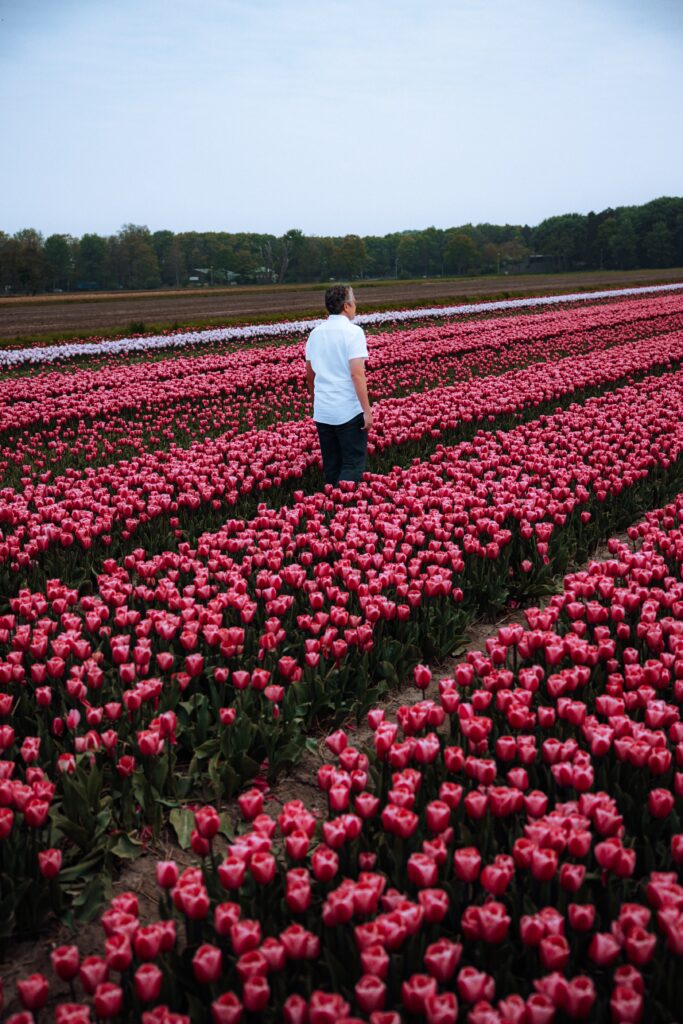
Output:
top-left (2, 284), bottom-right (683, 1022)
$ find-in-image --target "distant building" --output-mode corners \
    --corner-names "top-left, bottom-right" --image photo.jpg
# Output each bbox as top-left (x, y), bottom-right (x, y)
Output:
top-left (191, 268), bottom-right (241, 285)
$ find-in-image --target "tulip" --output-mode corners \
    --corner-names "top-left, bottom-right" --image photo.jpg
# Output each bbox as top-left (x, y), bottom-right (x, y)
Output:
top-left (193, 943), bottom-right (223, 984)
top-left (134, 963), bottom-right (163, 1002)
top-left (212, 992), bottom-right (243, 1024)
top-left (425, 991), bottom-right (458, 1024)
top-left (355, 975), bottom-right (386, 1014)
top-left (610, 985), bottom-right (643, 1022)
top-left (230, 919), bottom-right (262, 955)
top-left (454, 846), bottom-right (482, 882)
top-left (424, 938), bottom-right (462, 982)
top-left (588, 931), bottom-right (621, 966)
top-left (539, 933), bottom-right (570, 971)
top-left (93, 983), bottom-right (124, 1020)
top-left (218, 856), bottom-right (247, 889)
top-left (133, 925), bottom-right (163, 961)
top-left (195, 804), bottom-right (221, 838)
top-left (414, 664), bottom-right (432, 689)
top-left (240, 974), bottom-right (269, 1013)
top-left (311, 845), bottom-right (339, 882)
top-left (17, 974), bottom-right (49, 1011)
top-left (79, 957), bottom-right (108, 995)
top-left (400, 974), bottom-right (438, 1015)
top-left (623, 926), bottom-right (657, 966)
top-left (51, 945), bottom-right (80, 982)
top-left (105, 931), bottom-right (133, 971)
top-left (156, 860), bottom-right (179, 888)
top-left (361, 944), bottom-right (390, 978)
top-left (238, 788), bottom-right (264, 821)
top-left (250, 852), bottom-right (276, 884)
top-left (457, 968), bottom-right (495, 1004)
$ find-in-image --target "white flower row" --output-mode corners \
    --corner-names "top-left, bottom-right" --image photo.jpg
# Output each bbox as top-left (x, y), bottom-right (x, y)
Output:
top-left (3, 282), bottom-right (683, 369)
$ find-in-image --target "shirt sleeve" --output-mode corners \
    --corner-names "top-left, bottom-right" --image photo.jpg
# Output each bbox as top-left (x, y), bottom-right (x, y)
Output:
top-left (305, 334), bottom-right (312, 360)
top-left (347, 327), bottom-right (368, 360)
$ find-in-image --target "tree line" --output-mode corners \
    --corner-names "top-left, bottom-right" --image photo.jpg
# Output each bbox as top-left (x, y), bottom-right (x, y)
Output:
top-left (1, 196), bottom-right (682, 295)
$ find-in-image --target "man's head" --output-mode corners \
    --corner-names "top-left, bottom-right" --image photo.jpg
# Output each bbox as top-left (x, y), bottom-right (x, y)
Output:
top-left (325, 284), bottom-right (357, 319)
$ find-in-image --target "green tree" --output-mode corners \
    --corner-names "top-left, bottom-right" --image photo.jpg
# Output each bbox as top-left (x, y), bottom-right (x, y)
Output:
top-left (13, 228), bottom-right (47, 293)
top-left (332, 235), bottom-right (367, 279)
top-left (116, 224), bottom-right (161, 289)
top-left (76, 233), bottom-right (108, 289)
top-left (396, 234), bottom-right (421, 277)
top-left (443, 232), bottom-right (479, 275)
top-left (609, 216), bottom-right (638, 269)
top-left (44, 234), bottom-right (73, 290)
top-left (643, 219), bottom-right (675, 267)
top-left (153, 230), bottom-right (185, 286)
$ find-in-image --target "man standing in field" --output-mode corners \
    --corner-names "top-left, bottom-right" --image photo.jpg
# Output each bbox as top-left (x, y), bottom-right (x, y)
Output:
top-left (305, 284), bottom-right (373, 486)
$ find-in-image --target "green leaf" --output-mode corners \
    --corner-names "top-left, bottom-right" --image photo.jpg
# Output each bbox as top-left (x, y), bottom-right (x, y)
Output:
top-left (191, 738), bottom-right (221, 760)
top-left (169, 807), bottom-right (195, 849)
top-left (110, 833), bottom-right (143, 860)
top-left (380, 660), bottom-right (398, 684)
top-left (73, 874), bottom-right (108, 923)
top-left (218, 812), bottom-right (234, 840)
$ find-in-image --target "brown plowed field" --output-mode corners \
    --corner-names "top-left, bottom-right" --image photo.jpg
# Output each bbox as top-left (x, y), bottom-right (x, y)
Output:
top-left (1, 268), bottom-right (682, 340)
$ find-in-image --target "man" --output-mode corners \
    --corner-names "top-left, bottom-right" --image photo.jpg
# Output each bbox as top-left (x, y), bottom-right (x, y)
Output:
top-left (305, 284), bottom-right (373, 487)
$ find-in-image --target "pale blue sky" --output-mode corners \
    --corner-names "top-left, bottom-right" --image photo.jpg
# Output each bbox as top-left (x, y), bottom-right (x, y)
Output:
top-left (1, 0), bottom-right (681, 237)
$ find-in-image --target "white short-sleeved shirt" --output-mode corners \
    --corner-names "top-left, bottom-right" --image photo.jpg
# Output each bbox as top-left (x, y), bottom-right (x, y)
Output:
top-left (305, 314), bottom-right (368, 425)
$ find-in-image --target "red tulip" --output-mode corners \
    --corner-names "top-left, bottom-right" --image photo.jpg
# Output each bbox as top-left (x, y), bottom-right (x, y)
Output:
top-left (242, 975), bottom-right (270, 1013)
top-left (193, 944), bottom-right (223, 984)
top-left (79, 957), bottom-right (108, 995)
top-left (93, 983), bottom-right (124, 1020)
top-left (425, 991), bottom-right (458, 1024)
top-left (424, 938), bottom-right (462, 982)
top-left (457, 967), bottom-right (495, 1004)
top-left (400, 974), bottom-right (437, 1015)
top-left (355, 975), bottom-right (386, 1014)
top-left (134, 963), bottom-right (163, 1002)
top-left (17, 974), bottom-right (49, 1011)
top-left (211, 991), bottom-right (243, 1024)
top-left (610, 985), bottom-right (643, 1023)
top-left (51, 945), bottom-right (80, 982)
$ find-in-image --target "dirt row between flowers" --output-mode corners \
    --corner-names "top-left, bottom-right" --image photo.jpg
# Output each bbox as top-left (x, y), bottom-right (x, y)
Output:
top-left (2, 269), bottom-right (683, 342)
top-left (0, 531), bottom-right (620, 1017)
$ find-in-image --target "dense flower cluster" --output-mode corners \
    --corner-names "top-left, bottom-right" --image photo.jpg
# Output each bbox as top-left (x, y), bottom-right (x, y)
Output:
top-left (6, 494), bottom-right (683, 1021)
top-left (3, 356), bottom-right (683, 942)
top-left (3, 296), bottom-right (683, 591)
top-left (6, 292), bottom-right (680, 486)
top-left (3, 281), bottom-right (681, 369)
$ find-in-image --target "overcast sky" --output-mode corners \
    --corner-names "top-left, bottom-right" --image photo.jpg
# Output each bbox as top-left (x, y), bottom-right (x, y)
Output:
top-left (1, 0), bottom-right (682, 238)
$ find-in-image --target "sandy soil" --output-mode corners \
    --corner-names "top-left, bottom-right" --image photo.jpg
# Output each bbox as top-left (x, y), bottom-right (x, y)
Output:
top-left (1, 268), bottom-right (682, 340)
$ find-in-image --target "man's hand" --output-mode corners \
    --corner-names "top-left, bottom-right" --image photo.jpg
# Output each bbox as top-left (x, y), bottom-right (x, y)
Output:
top-left (363, 409), bottom-right (373, 431)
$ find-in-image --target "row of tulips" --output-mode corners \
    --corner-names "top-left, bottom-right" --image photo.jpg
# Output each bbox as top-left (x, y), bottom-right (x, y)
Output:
top-left (5, 294), bottom-right (681, 487)
top-left (5, 490), bottom-right (683, 1021)
top-left (4, 366), bottom-right (683, 936)
top-left (5, 282), bottom-right (682, 371)
top-left (5, 315), bottom-right (683, 597)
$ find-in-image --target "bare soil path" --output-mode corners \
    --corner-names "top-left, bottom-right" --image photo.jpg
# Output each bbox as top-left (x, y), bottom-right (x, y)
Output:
top-left (1, 268), bottom-right (682, 341)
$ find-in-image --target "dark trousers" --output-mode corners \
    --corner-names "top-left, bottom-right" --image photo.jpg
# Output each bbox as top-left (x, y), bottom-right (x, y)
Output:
top-left (315, 413), bottom-right (368, 486)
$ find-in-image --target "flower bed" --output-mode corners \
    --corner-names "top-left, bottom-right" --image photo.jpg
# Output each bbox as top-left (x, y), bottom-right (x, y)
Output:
top-left (4, 314), bottom-right (683, 595)
top-left (4, 292), bottom-right (680, 488)
top-left (4, 368), bottom-right (683, 944)
top-left (5, 494), bottom-right (683, 1022)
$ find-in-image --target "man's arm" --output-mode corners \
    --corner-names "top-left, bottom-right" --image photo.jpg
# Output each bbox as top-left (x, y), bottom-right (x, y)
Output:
top-left (349, 357), bottom-right (373, 430)
top-left (306, 360), bottom-right (315, 396)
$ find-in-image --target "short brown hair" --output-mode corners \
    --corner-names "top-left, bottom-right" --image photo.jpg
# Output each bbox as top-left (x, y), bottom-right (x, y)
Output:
top-left (325, 284), bottom-right (352, 315)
